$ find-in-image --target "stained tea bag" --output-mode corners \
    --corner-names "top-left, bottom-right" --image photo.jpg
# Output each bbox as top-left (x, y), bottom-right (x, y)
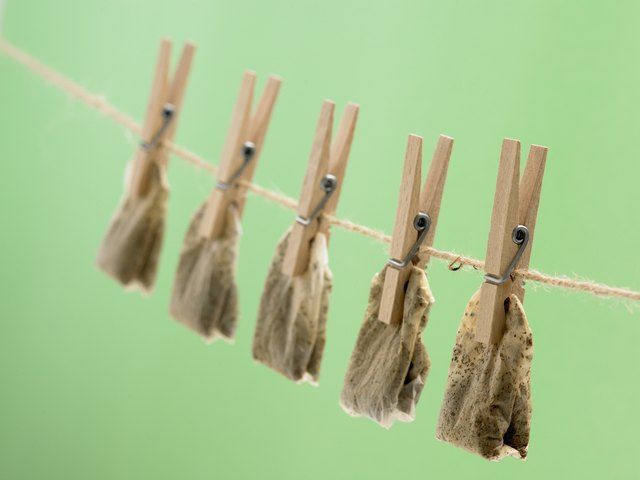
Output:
top-left (170, 203), bottom-right (241, 342)
top-left (97, 159), bottom-right (168, 292)
top-left (436, 140), bottom-right (545, 460)
top-left (96, 40), bottom-right (195, 292)
top-left (339, 134), bottom-right (452, 427)
top-left (340, 266), bottom-right (433, 428)
top-left (170, 72), bottom-right (281, 340)
top-left (252, 230), bottom-right (332, 383)
top-left (252, 101), bottom-right (357, 383)
top-left (436, 290), bottom-right (533, 460)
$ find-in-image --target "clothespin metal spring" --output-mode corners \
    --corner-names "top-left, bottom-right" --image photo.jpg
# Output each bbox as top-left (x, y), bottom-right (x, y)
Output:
top-left (295, 174), bottom-right (338, 226)
top-left (387, 212), bottom-right (431, 269)
top-left (216, 141), bottom-right (257, 191)
top-left (483, 224), bottom-right (529, 286)
top-left (140, 103), bottom-right (175, 151)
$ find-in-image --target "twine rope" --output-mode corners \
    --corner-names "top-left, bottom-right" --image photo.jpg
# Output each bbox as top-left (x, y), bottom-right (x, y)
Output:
top-left (2, 38), bottom-right (639, 303)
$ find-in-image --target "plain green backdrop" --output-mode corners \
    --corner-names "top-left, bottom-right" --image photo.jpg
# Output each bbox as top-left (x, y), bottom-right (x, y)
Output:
top-left (1, 1), bottom-right (639, 479)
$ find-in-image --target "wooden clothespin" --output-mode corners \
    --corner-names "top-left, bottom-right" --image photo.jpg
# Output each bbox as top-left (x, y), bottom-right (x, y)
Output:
top-left (378, 134), bottom-right (454, 325)
top-left (281, 100), bottom-right (360, 277)
top-left (129, 39), bottom-right (196, 197)
top-left (476, 139), bottom-right (548, 344)
top-left (198, 71), bottom-right (282, 240)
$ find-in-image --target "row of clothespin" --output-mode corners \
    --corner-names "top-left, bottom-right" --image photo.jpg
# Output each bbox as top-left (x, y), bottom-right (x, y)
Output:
top-left (382, 135), bottom-right (547, 344)
top-left (130, 39), bottom-right (547, 345)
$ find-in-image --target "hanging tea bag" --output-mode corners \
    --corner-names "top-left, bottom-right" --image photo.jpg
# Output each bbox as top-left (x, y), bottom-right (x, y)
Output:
top-left (252, 230), bottom-right (332, 383)
top-left (436, 140), bottom-right (546, 460)
top-left (97, 159), bottom-right (168, 291)
top-left (96, 40), bottom-right (195, 292)
top-left (169, 72), bottom-right (281, 341)
top-left (340, 134), bottom-right (453, 427)
top-left (340, 266), bottom-right (432, 427)
top-left (170, 203), bottom-right (241, 341)
top-left (251, 101), bottom-right (358, 383)
top-left (436, 291), bottom-right (533, 460)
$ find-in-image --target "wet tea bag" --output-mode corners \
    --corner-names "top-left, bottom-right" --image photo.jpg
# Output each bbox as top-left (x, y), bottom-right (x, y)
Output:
top-left (96, 40), bottom-right (195, 292)
top-left (436, 290), bottom-right (533, 460)
top-left (340, 266), bottom-right (432, 427)
top-left (252, 101), bottom-right (359, 382)
top-left (339, 134), bottom-right (454, 427)
top-left (169, 72), bottom-right (282, 341)
top-left (97, 160), bottom-right (168, 291)
top-left (436, 140), bottom-right (547, 459)
top-left (170, 203), bottom-right (241, 341)
top-left (252, 230), bottom-right (332, 383)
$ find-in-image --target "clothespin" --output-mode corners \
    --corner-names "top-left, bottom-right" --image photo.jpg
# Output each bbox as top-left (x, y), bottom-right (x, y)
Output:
top-left (378, 134), bottom-right (454, 325)
top-left (129, 39), bottom-right (196, 197)
top-left (198, 71), bottom-right (282, 240)
top-left (476, 139), bottom-right (548, 344)
top-left (281, 100), bottom-right (360, 277)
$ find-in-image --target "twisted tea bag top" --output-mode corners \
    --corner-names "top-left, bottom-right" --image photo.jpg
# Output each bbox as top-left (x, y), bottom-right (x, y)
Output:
top-left (340, 266), bottom-right (433, 428)
top-left (436, 290), bottom-right (533, 461)
top-left (170, 203), bottom-right (241, 342)
top-left (96, 159), bottom-right (168, 292)
top-left (252, 230), bottom-right (332, 384)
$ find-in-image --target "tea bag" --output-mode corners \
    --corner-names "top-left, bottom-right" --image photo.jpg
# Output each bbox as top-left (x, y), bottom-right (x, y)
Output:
top-left (252, 229), bottom-right (332, 384)
top-left (436, 290), bottom-right (533, 461)
top-left (97, 41), bottom-right (194, 292)
top-left (96, 159), bottom-right (168, 292)
top-left (340, 265), bottom-right (433, 428)
top-left (170, 203), bottom-right (241, 342)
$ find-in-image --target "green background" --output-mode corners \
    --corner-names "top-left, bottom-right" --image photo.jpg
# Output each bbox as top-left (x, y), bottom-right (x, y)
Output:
top-left (1, 1), bottom-right (639, 478)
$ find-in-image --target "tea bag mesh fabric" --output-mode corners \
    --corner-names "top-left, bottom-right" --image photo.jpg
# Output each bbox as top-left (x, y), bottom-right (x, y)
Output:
top-left (96, 159), bottom-right (168, 292)
top-left (170, 202), bottom-right (241, 343)
top-left (340, 265), bottom-right (433, 428)
top-left (252, 229), bottom-right (332, 384)
top-left (436, 290), bottom-right (533, 461)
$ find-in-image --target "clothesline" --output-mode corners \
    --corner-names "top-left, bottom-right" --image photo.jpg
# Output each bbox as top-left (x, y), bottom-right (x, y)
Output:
top-left (2, 38), bottom-right (639, 303)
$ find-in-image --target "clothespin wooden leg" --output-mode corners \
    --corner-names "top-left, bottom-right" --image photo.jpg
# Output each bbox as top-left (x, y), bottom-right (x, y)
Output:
top-left (512, 145), bottom-right (548, 302)
top-left (379, 135), bottom-right (423, 325)
top-left (417, 134), bottom-right (454, 267)
top-left (129, 39), bottom-right (171, 197)
top-left (163, 42), bottom-right (196, 141)
top-left (235, 75), bottom-right (283, 218)
top-left (282, 100), bottom-right (335, 277)
top-left (318, 102), bottom-right (359, 236)
top-left (476, 139), bottom-right (521, 344)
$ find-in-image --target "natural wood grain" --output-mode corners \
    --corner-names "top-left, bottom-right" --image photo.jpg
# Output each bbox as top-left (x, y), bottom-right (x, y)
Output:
top-left (378, 135), bottom-right (423, 325)
top-left (417, 134), bottom-right (454, 267)
top-left (476, 138), bottom-right (521, 344)
top-left (512, 145), bottom-right (548, 302)
top-left (199, 71), bottom-right (257, 239)
top-left (130, 39), bottom-right (171, 196)
top-left (282, 100), bottom-right (335, 277)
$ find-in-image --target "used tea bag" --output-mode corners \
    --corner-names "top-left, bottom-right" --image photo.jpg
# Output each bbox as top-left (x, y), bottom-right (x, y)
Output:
top-left (96, 41), bottom-right (195, 293)
top-left (252, 229), bottom-right (332, 384)
top-left (96, 159), bottom-right (168, 292)
top-left (170, 203), bottom-right (241, 342)
top-left (340, 265), bottom-right (433, 428)
top-left (436, 290), bottom-right (533, 461)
